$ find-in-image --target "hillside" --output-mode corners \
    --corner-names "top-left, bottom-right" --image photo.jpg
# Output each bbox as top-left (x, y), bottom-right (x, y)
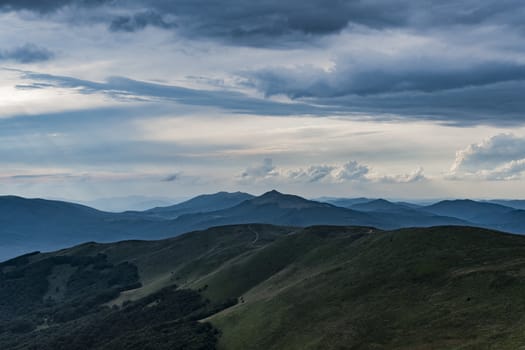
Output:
top-left (4, 225), bottom-right (525, 349)
top-left (144, 191), bottom-right (254, 219)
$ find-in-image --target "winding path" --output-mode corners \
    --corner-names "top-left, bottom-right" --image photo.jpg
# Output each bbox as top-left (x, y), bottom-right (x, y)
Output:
top-left (248, 226), bottom-right (260, 245)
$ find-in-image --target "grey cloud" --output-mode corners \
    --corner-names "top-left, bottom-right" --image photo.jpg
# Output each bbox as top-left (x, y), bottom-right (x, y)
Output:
top-left (241, 158), bottom-right (277, 180)
top-left (4, 0), bottom-right (525, 45)
top-left (287, 165), bottom-right (336, 183)
top-left (13, 69), bottom-right (525, 126)
top-left (4, 3), bottom-right (525, 128)
top-left (377, 167), bottom-right (425, 184)
top-left (332, 161), bottom-right (370, 182)
top-left (162, 173), bottom-right (179, 182)
top-left (321, 81), bottom-right (525, 126)
top-left (109, 11), bottom-right (177, 32)
top-left (0, 44), bottom-right (54, 63)
top-left (245, 61), bottom-right (525, 97)
top-left (8, 173), bottom-right (73, 180)
top-left (408, 1), bottom-right (525, 30)
top-left (15, 82), bottom-right (55, 89)
top-left (0, 0), bottom-right (408, 41)
top-left (0, 0), bottom-right (71, 12)
top-left (136, 0), bottom-right (409, 45)
top-left (239, 45), bottom-right (525, 126)
top-left (0, 0), bottom-right (110, 13)
top-left (14, 70), bottom-right (333, 116)
top-left (245, 60), bottom-right (525, 125)
top-left (240, 159), bottom-right (423, 184)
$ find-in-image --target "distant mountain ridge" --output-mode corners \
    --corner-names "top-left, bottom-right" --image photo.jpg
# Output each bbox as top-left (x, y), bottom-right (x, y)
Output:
top-left (1, 191), bottom-right (525, 262)
top-left (144, 191), bottom-right (254, 218)
top-left (80, 195), bottom-right (176, 212)
top-left (0, 195), bottom-right (175, 261)
top-left (422, 199), bottom-right (514, 221)
top-left (486, 199), bottom-right (525, 210)
top-left (168, 190), bottom-right (383, 231)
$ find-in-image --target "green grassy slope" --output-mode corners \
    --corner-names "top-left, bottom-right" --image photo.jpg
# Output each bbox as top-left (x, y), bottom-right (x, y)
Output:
top-left (3, 224), bottom-right (525, 349)
top-left (211, 226), bottom-right (525, 350)
top-left (57, 224), bottom-right (296, 304)
top-left (0, 225), bottom-right (293, 349)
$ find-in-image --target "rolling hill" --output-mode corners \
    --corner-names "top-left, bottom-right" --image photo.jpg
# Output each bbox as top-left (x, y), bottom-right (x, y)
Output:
top-left (326, 198), bottom-right (474, 230)
top-left (420, 200), bottom-right (525, 233)
top-left (422, 199), bottom-right (514, 222)
top-left (4, 224), bottom-right (525, 349)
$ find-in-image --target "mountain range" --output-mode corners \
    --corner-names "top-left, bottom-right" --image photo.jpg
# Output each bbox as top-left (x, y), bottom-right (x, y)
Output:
top-left (1, 190), bottom-right (525, 261)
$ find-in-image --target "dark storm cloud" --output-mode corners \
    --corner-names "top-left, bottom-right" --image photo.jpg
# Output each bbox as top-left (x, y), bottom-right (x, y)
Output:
top-left (130, 0), bottom-right (409, 45)
top-left (98, 0), bottom-right (525, 41)
top-left (245, 61), bottom-right (525, 97)
top-left (3, 0), bottom-right (525, 41)
top-left (240, 54), bottom-right (525, 126)
top-left (0, 44), bottom-right (54, 63)
top-left (0, 0), bottom-right (408, 39)
top-left (0, 0), bottom-right (109, 13)
top-left (407, 1), bottom-right (525, 29)
top-left (312, 80), bottom-right (525, 126)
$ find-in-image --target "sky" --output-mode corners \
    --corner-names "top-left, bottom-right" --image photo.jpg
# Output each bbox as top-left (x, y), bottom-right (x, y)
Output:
top-left (1, 0), bottom-right (525, 202)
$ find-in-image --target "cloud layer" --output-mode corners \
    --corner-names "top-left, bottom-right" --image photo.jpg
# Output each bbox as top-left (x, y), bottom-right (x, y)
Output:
top-left (1, 1), bottom-right (525, 199)
top-left (12, 68), bottom-right (525, 126)
top-left (3, 1), bottom-right (525, 43)
top-left (240, 158), bottom-right (426, 185)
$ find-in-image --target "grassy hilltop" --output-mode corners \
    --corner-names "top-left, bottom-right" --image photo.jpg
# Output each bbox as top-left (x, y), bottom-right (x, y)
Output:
top-left (2, 224), bottom-right (525, 349)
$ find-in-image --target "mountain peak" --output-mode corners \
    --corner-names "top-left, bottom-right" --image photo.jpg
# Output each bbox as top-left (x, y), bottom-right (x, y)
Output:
top-left (260, 189), bottom-right (284, 197)
top-left (369, 199), bottom-right (391, 205)
top-left (249, 190), bottom-right (329, 209)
